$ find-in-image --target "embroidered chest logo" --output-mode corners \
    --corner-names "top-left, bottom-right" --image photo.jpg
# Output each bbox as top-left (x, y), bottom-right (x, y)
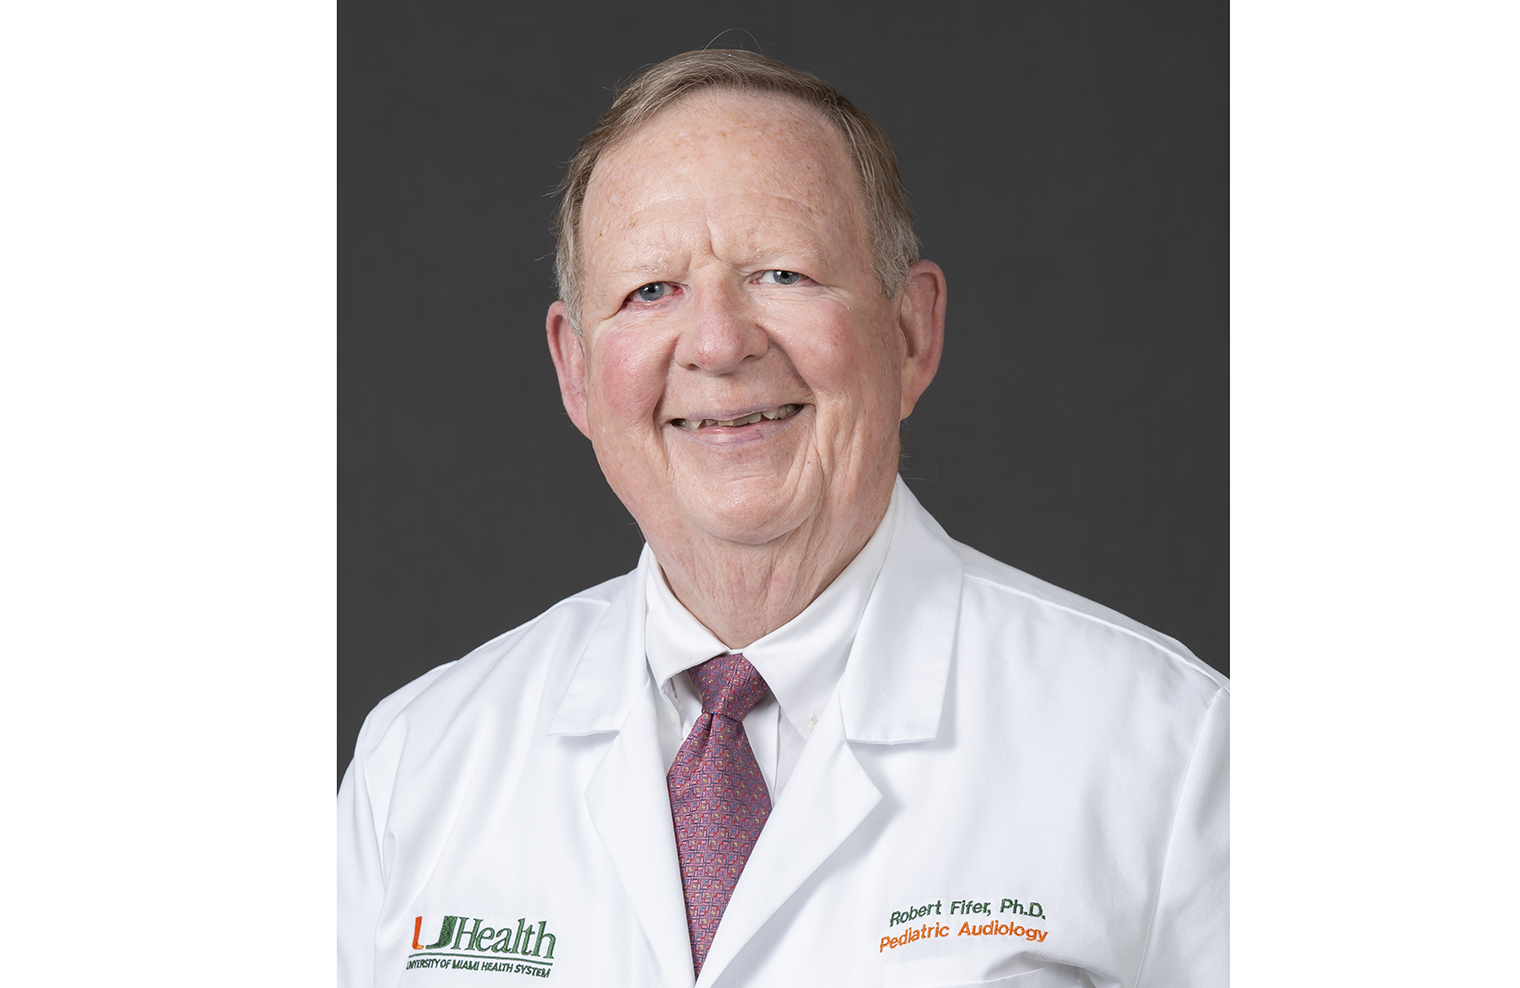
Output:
top-left (407, 914), bottom-right (558, 978)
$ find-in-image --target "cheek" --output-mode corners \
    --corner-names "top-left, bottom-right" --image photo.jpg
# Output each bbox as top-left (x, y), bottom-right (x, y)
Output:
top-left (585, 329), bottom-right (669, 428)
top-left (780, 303), bottom-right (902, 414)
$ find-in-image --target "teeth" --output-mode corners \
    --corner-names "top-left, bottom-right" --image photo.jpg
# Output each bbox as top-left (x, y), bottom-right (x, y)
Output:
top-left (675, 404), bottom-right (800, 430)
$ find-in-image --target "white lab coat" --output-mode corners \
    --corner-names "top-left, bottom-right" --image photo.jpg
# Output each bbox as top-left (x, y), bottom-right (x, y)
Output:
top-left (339, 480), bottom-right (1229, 988)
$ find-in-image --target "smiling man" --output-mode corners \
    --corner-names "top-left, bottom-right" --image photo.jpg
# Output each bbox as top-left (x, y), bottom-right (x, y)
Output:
top-left (339, 51), bottom-right (1228, 988)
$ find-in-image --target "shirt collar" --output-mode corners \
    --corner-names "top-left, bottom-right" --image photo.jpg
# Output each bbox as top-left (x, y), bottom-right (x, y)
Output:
top-left (643, 486), bottom-right (901, 739)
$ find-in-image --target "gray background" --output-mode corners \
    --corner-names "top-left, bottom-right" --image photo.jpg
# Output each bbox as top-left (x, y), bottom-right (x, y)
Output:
top-left (339, 0), bottom-right (1228, 785)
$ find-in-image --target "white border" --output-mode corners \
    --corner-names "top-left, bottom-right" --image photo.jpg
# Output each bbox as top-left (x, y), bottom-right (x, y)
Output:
top-left (4, 0), bottom-right (1516, 981)
top-left (1, 2), bottom-right (335, 982)
top-left (1233, 1), bottom-right (1517, 981)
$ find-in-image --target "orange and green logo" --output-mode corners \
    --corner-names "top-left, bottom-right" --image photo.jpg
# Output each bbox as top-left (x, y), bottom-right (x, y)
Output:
top-left (406, 914), bottom-right (558, 978)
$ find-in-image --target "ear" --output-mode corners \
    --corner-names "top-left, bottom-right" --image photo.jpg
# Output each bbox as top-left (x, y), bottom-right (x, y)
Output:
top-left (896, 260), bottom-right (947, 419)
top-left (546, 300), bottom-right (592, 439)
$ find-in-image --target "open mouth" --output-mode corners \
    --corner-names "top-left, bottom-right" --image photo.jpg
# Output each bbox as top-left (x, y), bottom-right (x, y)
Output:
top-left (671, 403), bottom-right (803, 431)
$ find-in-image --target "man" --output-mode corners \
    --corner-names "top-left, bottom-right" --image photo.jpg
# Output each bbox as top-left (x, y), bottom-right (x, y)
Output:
top-left (339, 50), bottom-right (1228, 988)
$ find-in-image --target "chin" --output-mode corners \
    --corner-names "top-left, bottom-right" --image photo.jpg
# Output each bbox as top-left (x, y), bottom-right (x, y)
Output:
top-left (682, 483), bottom-right (817, 547)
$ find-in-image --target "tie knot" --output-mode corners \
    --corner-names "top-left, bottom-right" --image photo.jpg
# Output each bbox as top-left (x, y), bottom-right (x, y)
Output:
top-left (688, 653), bottom-right (769, 721)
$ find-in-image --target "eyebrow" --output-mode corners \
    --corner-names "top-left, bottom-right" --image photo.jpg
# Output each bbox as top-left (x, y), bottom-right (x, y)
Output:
top-left (605, 240), bottom-right (829, 274)
top-left (619, 259), bottom-right (682, 277)
top-left (593, 232), bottom-right (687, 276)
top-left (747, 243), bottom-right (828, 265)
top-left (592, 207), bottom-right (837, 283)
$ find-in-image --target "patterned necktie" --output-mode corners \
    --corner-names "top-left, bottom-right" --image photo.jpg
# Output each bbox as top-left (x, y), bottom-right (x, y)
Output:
top-left (667, 652), bottom-right (773, 977)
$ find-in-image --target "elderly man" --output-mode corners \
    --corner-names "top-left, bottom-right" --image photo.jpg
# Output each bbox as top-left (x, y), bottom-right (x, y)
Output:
top-left (339, 50), bottom-right (1228, 988)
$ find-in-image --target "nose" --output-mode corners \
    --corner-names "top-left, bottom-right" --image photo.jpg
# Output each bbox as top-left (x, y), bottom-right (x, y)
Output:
top-left (673, 279), bottom-right (769, 374)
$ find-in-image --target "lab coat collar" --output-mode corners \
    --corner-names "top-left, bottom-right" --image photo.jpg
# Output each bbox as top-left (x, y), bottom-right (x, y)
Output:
top-left (546, 564), bottom-right (650, 737)
top-left (837, 476), bottom-right (964, 744)
top-left (548, 476), bottom-right (963, 745)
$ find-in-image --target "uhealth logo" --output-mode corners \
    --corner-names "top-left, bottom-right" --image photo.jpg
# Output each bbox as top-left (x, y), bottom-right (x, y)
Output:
top-left (407, 914), bottom-right (558, 977)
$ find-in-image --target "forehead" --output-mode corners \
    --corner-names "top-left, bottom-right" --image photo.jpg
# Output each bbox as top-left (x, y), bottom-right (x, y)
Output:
top-left (580, 90), bottom-right (867, 261)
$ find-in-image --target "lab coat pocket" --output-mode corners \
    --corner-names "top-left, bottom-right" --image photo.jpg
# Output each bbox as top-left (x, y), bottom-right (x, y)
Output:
top-left (929, 966), bottom-right (1081, 988)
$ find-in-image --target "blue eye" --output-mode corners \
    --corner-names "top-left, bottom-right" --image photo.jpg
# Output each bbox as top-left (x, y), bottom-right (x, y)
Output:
top-left (763, 270), bottom-right (803, 285)
top-left (633, 283), bottom-right (669, 302)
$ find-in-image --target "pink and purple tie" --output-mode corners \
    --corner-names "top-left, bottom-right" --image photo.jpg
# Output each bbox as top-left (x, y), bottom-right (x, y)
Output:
top-left (667, 652), bottom-right (773, 977)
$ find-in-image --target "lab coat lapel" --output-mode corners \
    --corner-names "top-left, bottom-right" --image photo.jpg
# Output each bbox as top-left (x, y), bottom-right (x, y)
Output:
top-left (695, 481), bottom-right (965, 986)
top-left (584, 697), bottom-right (695, 987)
top-left (549, 569), bottom-right (696, 987)
top-left (694, 695), bottom-right (881, 988)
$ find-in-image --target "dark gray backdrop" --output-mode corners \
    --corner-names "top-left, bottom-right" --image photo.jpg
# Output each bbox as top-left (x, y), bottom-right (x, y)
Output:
top-left (339, 1), bottom-right (1228, 785)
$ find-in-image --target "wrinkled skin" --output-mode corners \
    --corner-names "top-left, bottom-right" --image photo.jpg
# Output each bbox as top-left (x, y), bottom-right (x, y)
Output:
top-left (547, 90), bottom-right (946, 647)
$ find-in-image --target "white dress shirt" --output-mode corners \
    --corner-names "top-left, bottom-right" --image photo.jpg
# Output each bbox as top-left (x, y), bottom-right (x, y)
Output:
top-left (643, 489), bottom-right (900, 799)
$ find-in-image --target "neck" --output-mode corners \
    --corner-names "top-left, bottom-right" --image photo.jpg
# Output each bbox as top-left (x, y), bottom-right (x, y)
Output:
top-left (652, 487), bottom-right (893, 649)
